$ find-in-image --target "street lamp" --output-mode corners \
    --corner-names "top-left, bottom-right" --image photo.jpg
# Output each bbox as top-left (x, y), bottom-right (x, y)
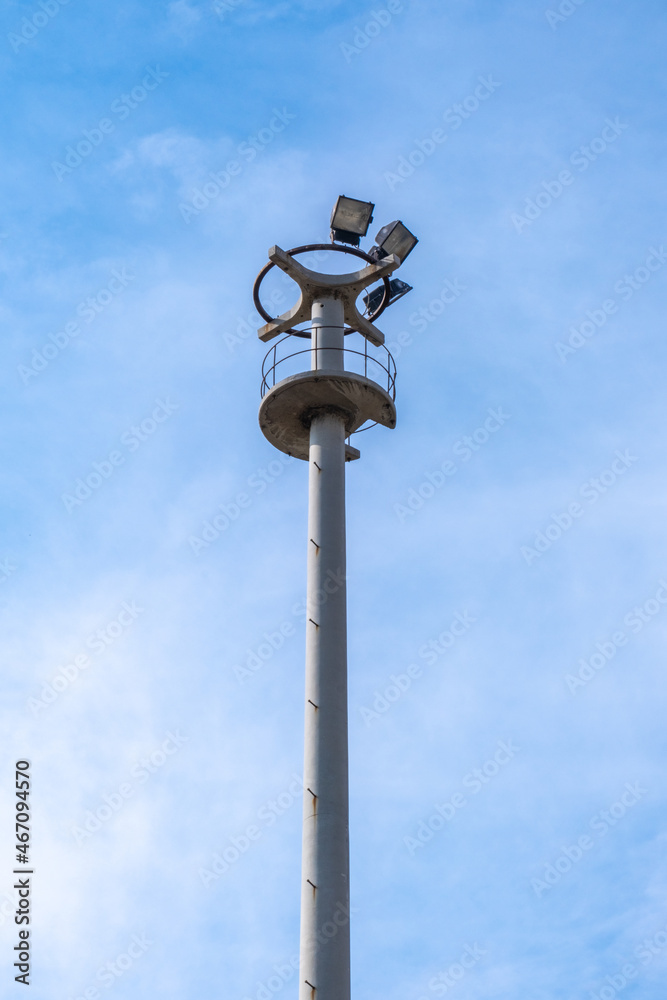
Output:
top-left (330, 195), bottom-right (375, 246)
top-left (370, 219), bottom-right (419, 263)
top-left (253, 200), bottom-right (418, 1000)
top-left (363, 277), bottom-right (413, 315)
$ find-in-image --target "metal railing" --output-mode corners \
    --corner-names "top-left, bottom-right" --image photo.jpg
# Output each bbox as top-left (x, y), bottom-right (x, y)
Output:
top-left (261, 334), bottom-right (397, 401)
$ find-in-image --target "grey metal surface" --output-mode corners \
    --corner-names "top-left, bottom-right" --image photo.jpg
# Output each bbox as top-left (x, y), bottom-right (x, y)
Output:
top-left (299, 406), bottom-right (351, 1000)
top-left (298, 296), bottom-right (351, 1000)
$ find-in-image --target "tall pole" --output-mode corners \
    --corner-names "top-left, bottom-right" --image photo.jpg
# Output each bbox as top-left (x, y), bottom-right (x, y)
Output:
top-left (256, 239), bottom-right (405, 1000)
top-left (299, 295), bottom-right (351, 1000)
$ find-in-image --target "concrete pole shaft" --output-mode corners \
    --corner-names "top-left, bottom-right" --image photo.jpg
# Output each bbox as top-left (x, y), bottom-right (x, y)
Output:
top-left (299, 296), bottom-right (350, 1000)
top-left (311, 296), bottom-right (344, 371)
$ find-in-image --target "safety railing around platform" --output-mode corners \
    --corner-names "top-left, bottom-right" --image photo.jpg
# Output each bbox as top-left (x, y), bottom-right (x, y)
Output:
top-left (261, 333), bottom-right (397, 401)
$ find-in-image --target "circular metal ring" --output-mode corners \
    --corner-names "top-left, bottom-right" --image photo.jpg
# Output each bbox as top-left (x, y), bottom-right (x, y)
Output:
top-left (252, 243), bottom-right (391, 338)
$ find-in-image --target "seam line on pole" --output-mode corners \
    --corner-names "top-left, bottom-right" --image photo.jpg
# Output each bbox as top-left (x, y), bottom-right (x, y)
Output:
top-left (308, 618), bottom-right (319, 628)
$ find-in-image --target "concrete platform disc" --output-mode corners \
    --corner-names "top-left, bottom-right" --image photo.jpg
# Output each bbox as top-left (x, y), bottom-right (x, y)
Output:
top-left (259, 369), bottom-right (396, 460)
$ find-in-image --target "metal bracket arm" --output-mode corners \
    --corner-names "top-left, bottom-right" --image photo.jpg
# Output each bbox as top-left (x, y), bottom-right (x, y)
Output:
top-left (257, 246), bottom-right (400, 347)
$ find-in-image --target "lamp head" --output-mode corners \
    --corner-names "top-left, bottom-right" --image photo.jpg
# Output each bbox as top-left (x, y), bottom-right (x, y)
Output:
top-left (363, 278), bottom-right (413, 315)
top-left (330, 195), bottom-right (375, 247)
top-left (370, 220), bottom-right (419, 263)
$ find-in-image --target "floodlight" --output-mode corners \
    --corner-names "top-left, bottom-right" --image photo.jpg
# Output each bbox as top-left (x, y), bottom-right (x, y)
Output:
top-left (370, 220), bottom-right (418, 263)
top-left (363, 278), bottom-right (413, 315)
top-left (330, 195), bottom-right (375, 246)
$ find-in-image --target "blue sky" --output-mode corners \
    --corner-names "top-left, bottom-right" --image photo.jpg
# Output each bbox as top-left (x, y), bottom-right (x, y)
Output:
top-left (1, 0), bottom-right (667, 997)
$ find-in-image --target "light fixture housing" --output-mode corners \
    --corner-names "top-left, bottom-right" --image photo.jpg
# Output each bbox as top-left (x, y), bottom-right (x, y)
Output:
top-left (370, 220), bottom-right (419, 263)
top-left (363, 278), bottom-right (413, 315)
top-left (330, 195), bottom-right (375, 247)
